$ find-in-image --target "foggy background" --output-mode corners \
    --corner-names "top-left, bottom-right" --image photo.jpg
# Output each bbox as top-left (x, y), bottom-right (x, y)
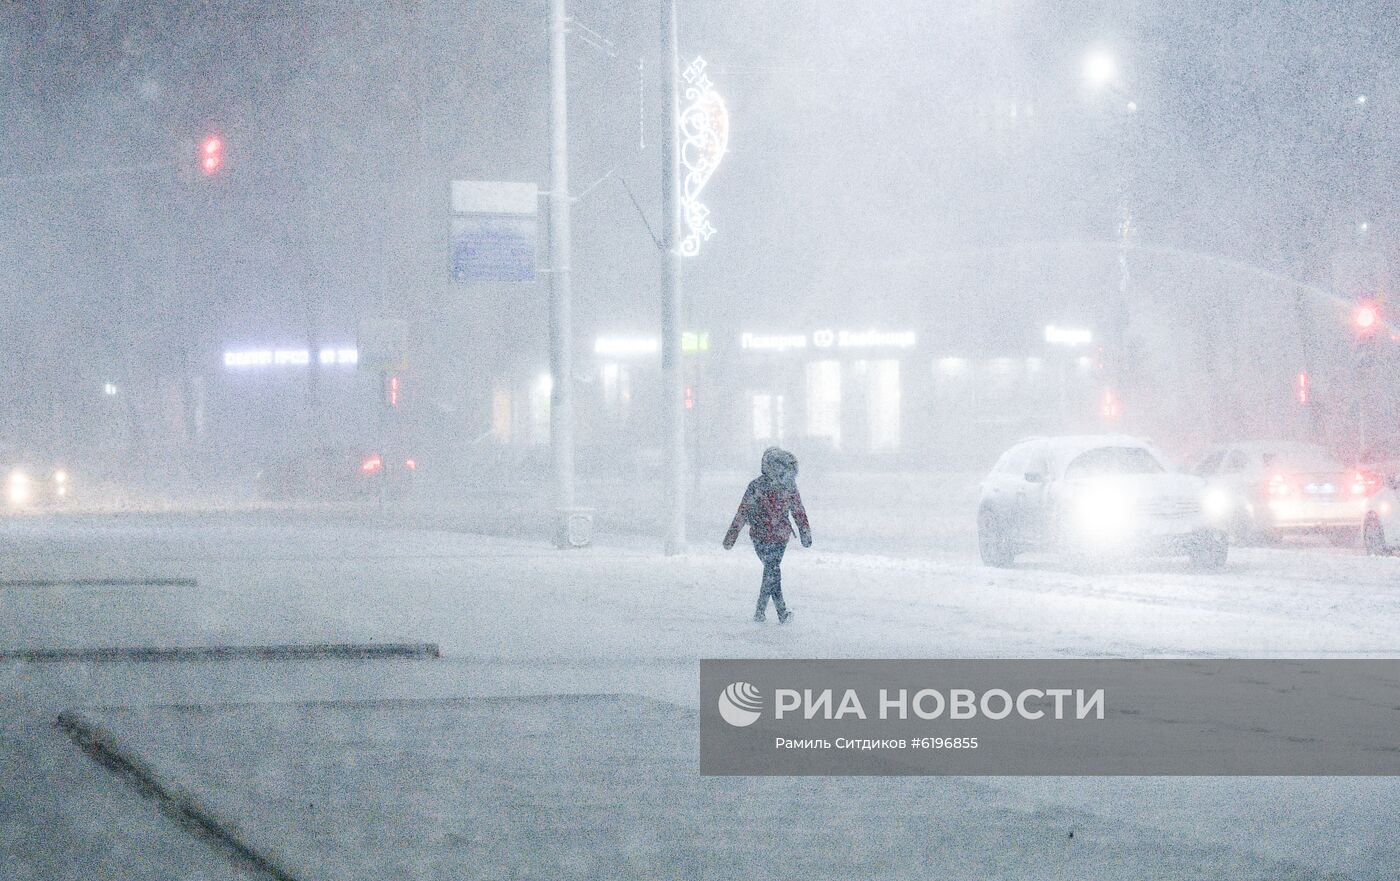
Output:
top-left (2, 0), bottom-right (1397, 499)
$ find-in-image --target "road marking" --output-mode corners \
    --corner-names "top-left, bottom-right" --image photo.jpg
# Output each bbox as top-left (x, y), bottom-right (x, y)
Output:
top-left (55, 711), bottom-right (305, 881)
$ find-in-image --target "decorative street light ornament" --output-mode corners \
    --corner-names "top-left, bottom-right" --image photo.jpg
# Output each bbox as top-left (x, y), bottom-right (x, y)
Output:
top-left (679, 56), bottom-right (729, 257)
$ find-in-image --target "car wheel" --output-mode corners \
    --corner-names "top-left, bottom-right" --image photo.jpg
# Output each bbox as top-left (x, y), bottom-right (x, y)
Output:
top-left (978, 508), bottom-right (1015, 568)
top-left (1364, 516), bottom-right (1389, 556)
top-left (1188, 530), bottom-right (1228, 570)
top-left (1229, 509), bottom-right (1264, 546)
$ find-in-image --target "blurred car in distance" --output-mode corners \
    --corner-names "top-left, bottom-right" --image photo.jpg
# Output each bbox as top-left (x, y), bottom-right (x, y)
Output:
top-left (978, 435), bottom-right (1227, 569)
top-left (1192, 441), bottom-right (1372, 546)
top-left (4, 461), bottom-right (73, 510)
top-left (256, 447), bottom-right (418, 502)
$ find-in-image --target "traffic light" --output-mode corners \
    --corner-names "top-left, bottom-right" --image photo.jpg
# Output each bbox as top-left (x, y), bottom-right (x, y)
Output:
top-left (199, 135), bottom-right (224, 176)
top-left (1352, 300), bottom-right (1381, 336)
top-left (1100, 388), bottom-right (1121, 421)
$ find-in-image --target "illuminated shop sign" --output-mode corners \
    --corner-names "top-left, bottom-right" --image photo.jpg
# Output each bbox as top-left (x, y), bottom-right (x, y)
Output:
top-left (825, 329), bottom-right (916, 349)
top-left (741, 333), bottom-right (808, 352)
top-left (594, 336), bottom-right (659, 357)
top-left (742, 329), bottom-right (917, 353)
top-left (1044, 325), bottom-right (1093, 347)
top-left (595, 332), bottom-right (711, 357)
top-left (223, 347), bottom-right (358, 369)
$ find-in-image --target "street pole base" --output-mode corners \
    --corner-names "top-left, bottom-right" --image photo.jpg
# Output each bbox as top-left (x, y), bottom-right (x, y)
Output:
top-left (555, 508), bottom-right (594, 549)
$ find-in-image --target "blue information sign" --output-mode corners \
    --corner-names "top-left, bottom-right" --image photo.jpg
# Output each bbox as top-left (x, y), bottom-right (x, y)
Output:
top-left (451, 215), bottom-right (537, 283)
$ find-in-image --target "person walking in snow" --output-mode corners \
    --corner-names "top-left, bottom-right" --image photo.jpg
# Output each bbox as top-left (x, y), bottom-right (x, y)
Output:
top-left (723, 447), bottom-right (812, 623)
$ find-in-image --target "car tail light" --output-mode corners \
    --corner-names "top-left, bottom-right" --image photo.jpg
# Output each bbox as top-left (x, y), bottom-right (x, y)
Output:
top-left (404, 458), bottom-right (417, 471)
top-left (1267, 473), bottom-right (1292, 497)
top-left (360, 455), bottom-right (383, 475)
top-left (1352, 470), bottom-right (1382, 496)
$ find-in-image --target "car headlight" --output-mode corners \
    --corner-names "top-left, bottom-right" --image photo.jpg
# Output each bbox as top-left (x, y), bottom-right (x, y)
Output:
top-left (1203, 488), bottom-right (1231, 521)
top-left (8, 470), bottom-right (31, 506)
top-left (53, 470), bottom-right (68, 484)
top-left (1072, 489), bottom-right (1136, 543)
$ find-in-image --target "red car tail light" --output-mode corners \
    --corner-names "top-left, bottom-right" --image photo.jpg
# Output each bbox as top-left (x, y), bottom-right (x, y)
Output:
top-left (1353, 471), bottom-right (1382, 496)
top-left (360, 455), bottom-right (383, 475)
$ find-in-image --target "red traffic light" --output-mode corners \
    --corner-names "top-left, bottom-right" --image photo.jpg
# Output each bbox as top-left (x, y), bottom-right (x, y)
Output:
top-left (200, 135), bottom-right (224, 175)
top-left (1353, 301), bottom-right (1381, 334)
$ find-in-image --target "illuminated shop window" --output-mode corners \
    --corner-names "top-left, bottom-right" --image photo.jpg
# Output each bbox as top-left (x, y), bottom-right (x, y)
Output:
top-left (491, 386), bottom-right (513, 444)
top-left (866, 359), bottom-right (901, 452)
top-left (806, 360), bottom-right (842, 448)
top-left (529, 374), bottom-right (552, 445)
top-left (751, 393), bottom-right (786, 442)
top-left (602, 363), bottom-right (619, 405)
top-left (601, 363), bottom-right (633, 412)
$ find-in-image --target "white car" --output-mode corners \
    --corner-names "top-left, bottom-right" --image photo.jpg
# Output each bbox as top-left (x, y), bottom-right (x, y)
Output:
top-left (1192, 441), bottom-right (1369, 545)
top-left (1363, 473), bottom-right (1400, 555)
top-left (978, 435), bottom-right (1228, 569)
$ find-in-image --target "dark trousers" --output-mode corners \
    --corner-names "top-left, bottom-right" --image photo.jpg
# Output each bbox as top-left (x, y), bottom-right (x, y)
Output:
top-left (753, 540), bottom-right (788, 615)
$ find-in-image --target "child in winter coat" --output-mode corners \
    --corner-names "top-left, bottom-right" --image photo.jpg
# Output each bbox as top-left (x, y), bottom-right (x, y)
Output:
top-left (723, 447), bottom-right (812, 623)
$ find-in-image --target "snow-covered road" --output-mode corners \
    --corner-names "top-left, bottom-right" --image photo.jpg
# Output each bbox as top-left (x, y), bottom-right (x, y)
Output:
top-left (2, 511), bottom-right (1397, 879)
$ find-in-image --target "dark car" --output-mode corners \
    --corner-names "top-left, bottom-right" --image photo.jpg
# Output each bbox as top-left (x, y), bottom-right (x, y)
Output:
top-left (256, 447), bottom-right (418, 502)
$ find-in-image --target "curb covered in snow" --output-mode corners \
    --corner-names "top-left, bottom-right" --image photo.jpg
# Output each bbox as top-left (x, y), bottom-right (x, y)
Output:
top-left (0, 642), bottom-right (442, 663)
top-left (0, 577), bottom-right (198, 588)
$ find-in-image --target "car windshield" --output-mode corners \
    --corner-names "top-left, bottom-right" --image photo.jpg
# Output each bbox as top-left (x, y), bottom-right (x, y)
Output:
top-left (1064, 446), bottom-right (1166, 478)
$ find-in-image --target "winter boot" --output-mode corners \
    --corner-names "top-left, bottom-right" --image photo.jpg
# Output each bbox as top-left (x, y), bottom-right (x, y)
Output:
top-left (753, 610), bottom-right (766, 623)
top-left (777, 608), bottom-right (794, 624)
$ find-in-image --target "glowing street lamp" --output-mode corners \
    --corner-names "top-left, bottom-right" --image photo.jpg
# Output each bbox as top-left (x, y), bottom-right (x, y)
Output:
top-left (1083, 49), bottom-right (1119, 90)
top-left (1353, 301), bottom-right (1381, 336)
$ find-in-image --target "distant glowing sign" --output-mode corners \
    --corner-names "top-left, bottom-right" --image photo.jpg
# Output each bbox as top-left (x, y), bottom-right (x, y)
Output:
top-left (594, 336), bottom-right (659, 357)
top-left (224, 347), bottom-right (358, 369)
top-left (832, 330), bottom-right (916, 349)
top-left (744, 330), bottom-right (916, 353)
top-left (1045, 325), bottom-right (1093, 347)
top-left (595, 332), bottom-right (710, 357)
top-left (741, 333), bottom-right (807, 353)
top-left (679, 57), bottom-right (729, 257)
top-left (681, 331), bottom-right (711, 354)
top-left (224, 350), bottom-right (274, 368)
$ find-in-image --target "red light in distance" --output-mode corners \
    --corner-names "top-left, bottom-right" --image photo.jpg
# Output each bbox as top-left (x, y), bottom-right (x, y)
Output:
top-left (1354, 302), bottom-right (1380, 333)
top-left (200, 135), bottom-right (224, 175)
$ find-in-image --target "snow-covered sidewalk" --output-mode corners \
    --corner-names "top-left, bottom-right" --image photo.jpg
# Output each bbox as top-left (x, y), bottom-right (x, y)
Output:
top-left (2, 512), bottom-right (1399, 879)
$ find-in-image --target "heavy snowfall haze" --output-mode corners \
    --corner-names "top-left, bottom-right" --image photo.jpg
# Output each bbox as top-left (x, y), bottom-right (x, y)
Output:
top-left (1, 0), bottom-right (1398, 518)
top-left (8, 5), bottom-right (1400, 880)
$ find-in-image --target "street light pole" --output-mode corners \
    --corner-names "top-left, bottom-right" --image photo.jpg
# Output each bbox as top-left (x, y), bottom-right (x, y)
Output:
top-left (660, 0), bottom-right (686, 555)
top-left (1082, 50), bottom-right (1134, 424)
top-left (548, 0), bottom-right (578, 544)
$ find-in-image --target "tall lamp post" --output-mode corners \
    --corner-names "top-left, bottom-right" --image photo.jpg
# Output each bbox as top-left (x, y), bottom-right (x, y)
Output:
top-left (548, 0), bottom-right (578, 546)
top-left (660, 0), bottom-right (685, 555)
top-left (660, 2), bottom-right (728, 555)
top-left (1083, 48), bottom-right (1135, 424)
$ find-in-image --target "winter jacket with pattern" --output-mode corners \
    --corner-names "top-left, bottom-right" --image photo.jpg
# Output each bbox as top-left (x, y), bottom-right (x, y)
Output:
top-left (724, 476), bottom-right (811, 546)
